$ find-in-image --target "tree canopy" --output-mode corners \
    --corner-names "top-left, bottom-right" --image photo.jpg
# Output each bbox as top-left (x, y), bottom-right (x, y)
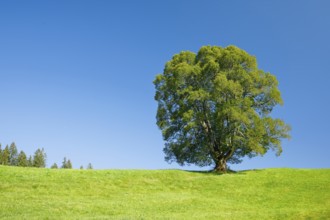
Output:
top-left (154, 45), bottom-right (291, 172)
top-left (33, 148), bottom-right (47, 168)
top-left (51, 163), bottom-right (58, 169)
top-left (61, 157), bottom-right (73, 169)
top-left (9, 142), bottom-right (18, 166)
top-left (17, 151), bottom-right (28, 167)
top-left (87, 163), bottom-right (93, 170)
top-left (1, 145), bottom-right (10, 165)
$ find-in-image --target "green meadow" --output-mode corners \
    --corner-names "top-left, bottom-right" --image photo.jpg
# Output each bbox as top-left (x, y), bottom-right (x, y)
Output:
top-left (0, 166), bottom-right (329, 219)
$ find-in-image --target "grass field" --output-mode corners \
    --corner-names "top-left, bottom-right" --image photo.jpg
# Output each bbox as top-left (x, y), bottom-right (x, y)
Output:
top-left (0, 166), bottom-right (329, 219)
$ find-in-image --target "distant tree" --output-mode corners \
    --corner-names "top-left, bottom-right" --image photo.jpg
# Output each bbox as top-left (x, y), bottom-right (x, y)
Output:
top-left (17, 151), bottom-right (28, 167)
top-left (0, 144), bottom-right (2, 164)
top-left (33, 148), bottom-right (47, 168)
top-left (80, 165), bottom-right (83, 169)
top-left (27, 155), bottom-right (33, 167)
top-left (87, 163), bottom-right (93, 169)
top-left (1, 145), bottom-right (10, 165)
top-left (61, 157), bottom-right (72, 169)
top-left (61, 157), bottom-right (67, 168)
top-left (51, 163), bottom-right (58, 169)
top-left (9, 142), bottom-right (18, 166)
top-left (66, 159), bottom-right (72, 169)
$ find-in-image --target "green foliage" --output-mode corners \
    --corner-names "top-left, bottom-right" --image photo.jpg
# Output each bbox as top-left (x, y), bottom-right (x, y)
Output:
top-left (27, 156), bottom-right (33, 167)
top-left (67, 159), bottom-right (72, 169)
top-left (61, 157), bottom-right (72, 169)
top-left (9, 142), bottom-right (18, 166)
top-left (61, 157), bottom-right (67, 168)
top-left (0, 142), bottom-right (49, 168)
top-left (0, 166), bottom-right (329, 219)
top-left (17, 151), bottom-right (28, 167)
top-left (33, 148), bottom-right (47, 168)
top-left (0, 144), bottom-right (2, 164)
top-left (154, 45), bottom-right (291, 172)
top-left (87, 163), bottom-right (93, 169)
top-left (0, 141), bottom-right (74, 169)
top-left (51, 163), bottom-right (58, 169)
top-left (1, 145), bottom-right (10, 165)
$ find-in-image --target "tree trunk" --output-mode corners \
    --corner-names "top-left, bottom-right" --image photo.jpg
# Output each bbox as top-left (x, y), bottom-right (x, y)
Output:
top-left (214, 158), bottom-right (227, 173)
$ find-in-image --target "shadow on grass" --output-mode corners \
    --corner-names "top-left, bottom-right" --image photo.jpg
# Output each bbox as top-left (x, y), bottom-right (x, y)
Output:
top-left (183, 169), bottom-right (248, 176)
top-left (182, 167), bottom-right (267, 175)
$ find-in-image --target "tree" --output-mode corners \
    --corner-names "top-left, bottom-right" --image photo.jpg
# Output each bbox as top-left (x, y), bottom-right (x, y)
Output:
top-left (17, 150), bottom-right (28, 167)
top-left (61, 157), bottom-right (72, 169)
top-left (66, 159), bottom-right (72, 169)
top-left (33, 148), bottom-right (47, 168)
top-left (154, 45), bottom-right (291, 172)
top-left (27, 155), bottom-right (33, 167)
top-left (0, 144), bottom-right (2, 164)
top-left (9, 142), bottom-right (18, 166)
top-left (1, 145), bottom-right (10, 165)
top-left (61, 157), bottom-right (68, 168)
top-left (51, 163), bottom-right (58, 169)
top-left (87, 163), bottom-right (93, 170)
top-left (80, 165), bottom-right (83, 170)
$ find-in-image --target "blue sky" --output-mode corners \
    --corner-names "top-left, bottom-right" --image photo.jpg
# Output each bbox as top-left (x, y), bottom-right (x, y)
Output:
top-left (0, 1), bottom-right (329, 170)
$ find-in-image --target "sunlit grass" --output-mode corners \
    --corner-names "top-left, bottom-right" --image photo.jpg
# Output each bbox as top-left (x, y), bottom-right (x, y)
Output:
top-left (0, 166), bottom-right (329, 219)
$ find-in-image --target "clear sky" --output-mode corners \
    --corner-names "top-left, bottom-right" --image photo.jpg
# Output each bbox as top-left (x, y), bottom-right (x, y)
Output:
top-left (0, 1), bottom-right (329, 170)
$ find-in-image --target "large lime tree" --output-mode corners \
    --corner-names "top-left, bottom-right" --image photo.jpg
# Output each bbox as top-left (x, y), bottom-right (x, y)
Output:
top-left (154, 45), bottom-right (290, 172)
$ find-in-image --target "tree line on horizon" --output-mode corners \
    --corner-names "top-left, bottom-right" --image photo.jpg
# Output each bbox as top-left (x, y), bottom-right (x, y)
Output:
top-left (0, 142), bottom-right (46, 168)
top-left (0, 142), bottom-right (92, 169)
top-left (50, 157), bottom-right (93, 170)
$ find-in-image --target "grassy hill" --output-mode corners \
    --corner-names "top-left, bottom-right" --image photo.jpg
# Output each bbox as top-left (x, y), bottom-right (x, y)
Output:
top-left (0, 166), bottom-right (329, 219)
